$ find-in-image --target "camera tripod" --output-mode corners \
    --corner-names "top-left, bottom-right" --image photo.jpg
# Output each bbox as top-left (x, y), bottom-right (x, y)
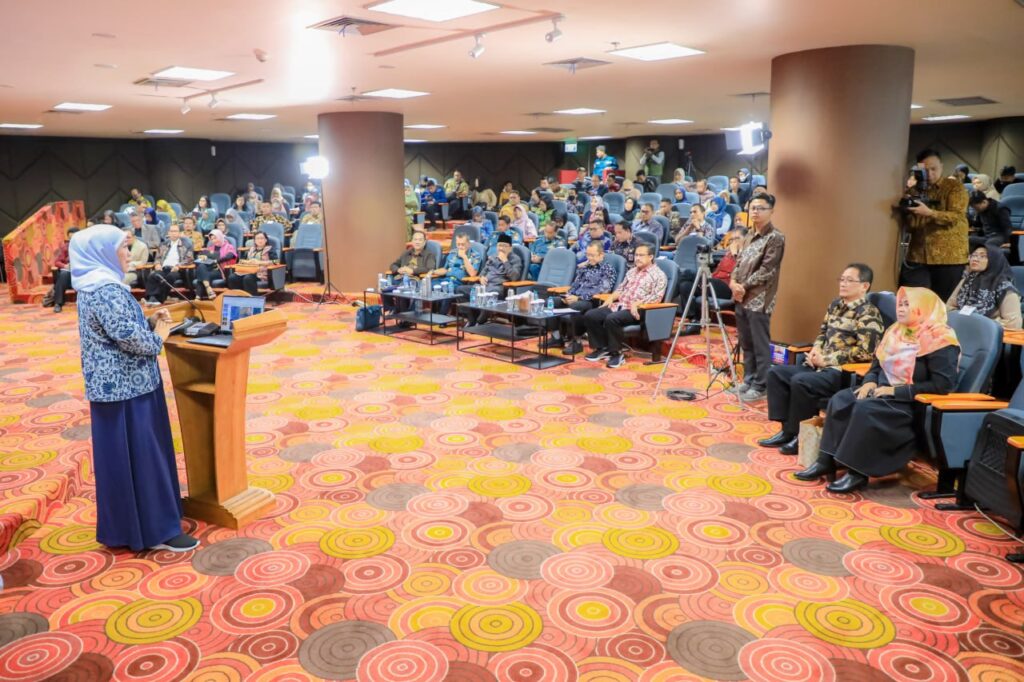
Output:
top-left (653, 257), bottom-right (743, 405)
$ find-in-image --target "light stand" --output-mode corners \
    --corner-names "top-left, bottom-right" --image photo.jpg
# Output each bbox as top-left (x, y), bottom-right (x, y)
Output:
top-left (653, 253), bottom-right (744, 405)
top-left (300, 156), bottom-right (348, 307)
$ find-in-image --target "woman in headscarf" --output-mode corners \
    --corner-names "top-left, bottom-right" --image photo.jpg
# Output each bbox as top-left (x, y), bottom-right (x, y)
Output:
top-left (512, 203), bottom-right (538, 240)
top-left (971, 174), bottom-right (1001, 200)
top-left (621, 197), bottom-right (638, 223)
top-left (706, 195), bottom-right (731, 238)
top-left (69, 226), bottom-right (198, 553)
top-left (156, 199), bottom-right (177, 224)
top-left (144, 207), bottom-right (160, 226)
top-left (947, 239), bottom-right (1022, 329)
top-left (672, 168), bottom-right (688, 189)
top-left (794, 287), bottom-right (960, 492)
top-left (194, 228), bottom-right (239, 300)
top-left (582, 195), bottom-right (611, 226)
top-left (101, 210), bottom-right (121, 227)
top-left (953, 163), bottom-right (971, 185)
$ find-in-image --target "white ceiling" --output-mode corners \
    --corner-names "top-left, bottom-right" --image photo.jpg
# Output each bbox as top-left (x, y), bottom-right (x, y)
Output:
top-left (1, 0), bottom-right (1023, 143)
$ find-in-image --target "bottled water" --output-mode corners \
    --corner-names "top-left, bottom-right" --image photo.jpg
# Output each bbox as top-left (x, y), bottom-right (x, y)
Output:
top-left (546, 297), bottom-right (555, 315)
top-left (403, 275), bottom-right (411, 291)
top-left (469, 287), bottom-right (478, 305)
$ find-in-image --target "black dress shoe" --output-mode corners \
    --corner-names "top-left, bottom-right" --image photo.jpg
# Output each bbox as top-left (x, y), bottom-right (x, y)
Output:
top-left (793, 459), bottom-right (835, 481)
top-left (826, 472), bottom-right (869, 494)
top-left (758, 430), bottom-right (794, 447)
top-left (779, 437), bottom-right (799, 455)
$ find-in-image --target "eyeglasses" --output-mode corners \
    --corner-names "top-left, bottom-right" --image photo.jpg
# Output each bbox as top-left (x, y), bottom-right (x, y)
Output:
top-left (968, 252), bottom-right (989, 260)
top-left (837, 278), bottom-right (862, 284)
top-left (749, 206), bottom-right (771, 212)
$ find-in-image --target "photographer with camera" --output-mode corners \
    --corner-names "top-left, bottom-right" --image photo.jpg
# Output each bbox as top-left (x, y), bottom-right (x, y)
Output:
top-left (899, 149), bottom-right (969, 301)
top-left (639, 139), bottom-right (665, 182)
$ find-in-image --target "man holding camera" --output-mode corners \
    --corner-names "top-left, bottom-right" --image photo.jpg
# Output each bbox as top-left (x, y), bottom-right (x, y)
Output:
top-left (900, 149), bottom-right (969, 301)
top-left (729, 194), bottom-right (785, 402)
top-left (640, 139), bottom-right (665, 182)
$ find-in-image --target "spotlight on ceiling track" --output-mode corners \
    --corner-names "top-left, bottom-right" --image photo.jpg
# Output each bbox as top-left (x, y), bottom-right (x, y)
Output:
top-left (545, 17), bottom-right (563, 43)
top-left (180, 101), bottom-right (191, 115)
top-left (208, 94), bottom-right (219, 109)
top-left (469, 34), bottom-right (485, 59)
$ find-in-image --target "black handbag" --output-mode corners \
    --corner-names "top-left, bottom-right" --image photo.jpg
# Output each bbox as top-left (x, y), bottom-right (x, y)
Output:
top-left (356, 304), bottom-right (382, 331)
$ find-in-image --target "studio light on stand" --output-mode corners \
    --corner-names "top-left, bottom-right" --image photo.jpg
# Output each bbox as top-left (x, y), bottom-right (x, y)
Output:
top-left (737, 121), bottom-right (770, 156)
top-left (300, 155), bottom-right (347, 307)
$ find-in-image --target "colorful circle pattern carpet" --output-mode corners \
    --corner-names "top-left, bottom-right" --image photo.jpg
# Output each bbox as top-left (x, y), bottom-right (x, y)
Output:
top-left (1, 294), bottom-right (1023, 681)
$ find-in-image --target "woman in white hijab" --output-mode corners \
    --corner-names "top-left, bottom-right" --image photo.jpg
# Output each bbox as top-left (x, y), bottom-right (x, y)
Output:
top-left (70, 225), bottom-right (199, 553)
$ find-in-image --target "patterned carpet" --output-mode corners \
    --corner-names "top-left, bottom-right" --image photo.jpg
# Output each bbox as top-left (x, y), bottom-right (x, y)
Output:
top-left (1, 289), bottom-right (1023, 682)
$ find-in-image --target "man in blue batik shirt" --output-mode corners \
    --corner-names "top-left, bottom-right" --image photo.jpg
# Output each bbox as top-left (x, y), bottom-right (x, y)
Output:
top-left (419, 180), bottom-right (447, 228)
top-left (528, 222), bottom-right (567, 279)
top-left (572, 219), bottom-right (613, 264)
top-left (485, 215), bottom-right (524, 256)
top-left (554, 240), bottom-right (617, 355)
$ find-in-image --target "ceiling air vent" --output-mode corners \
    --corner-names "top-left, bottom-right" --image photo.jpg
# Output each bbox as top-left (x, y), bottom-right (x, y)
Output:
top-left (133, 77), bottom-right (194, 88)
top-left (935, 96), bottom-right (997, 107)
top-left (309, 16), bottom-right (396, 36)
top-left (544, 58), bottom-right (611, 75)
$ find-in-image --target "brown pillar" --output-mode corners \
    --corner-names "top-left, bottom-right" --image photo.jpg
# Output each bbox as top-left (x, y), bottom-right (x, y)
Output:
top-left (317, 112), bottom-right (405, 292)
top-left (769, 45), bottom-right (914, 342)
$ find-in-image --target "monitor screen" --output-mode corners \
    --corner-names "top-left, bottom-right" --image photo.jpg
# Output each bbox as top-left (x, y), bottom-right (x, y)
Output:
top-left (220, 295), bottom-right (266, 331)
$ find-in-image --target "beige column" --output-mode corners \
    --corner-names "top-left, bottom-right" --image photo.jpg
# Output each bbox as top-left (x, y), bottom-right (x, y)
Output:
top-left (769, 45), bottom-right (914, 342)
top-left (317, 112), bottom-right (405, 292)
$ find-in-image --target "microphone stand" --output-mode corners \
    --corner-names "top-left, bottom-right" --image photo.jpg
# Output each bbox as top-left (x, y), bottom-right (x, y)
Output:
top-left (151, 270), bottom-right (207, 322)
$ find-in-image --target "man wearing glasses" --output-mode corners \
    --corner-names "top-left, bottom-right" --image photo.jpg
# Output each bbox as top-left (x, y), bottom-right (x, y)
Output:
top-left (729, 194), bottom-right (785, 401)
top-left (759, 264), bottom-right (885, 455)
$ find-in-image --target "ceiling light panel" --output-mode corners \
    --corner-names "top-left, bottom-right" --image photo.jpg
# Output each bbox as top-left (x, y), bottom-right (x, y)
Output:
top-left (910, 104), bottom-right (923, 109)
top-left (368, 0), bottom-right (499, 22)
top-left (225, 113), bottom-right (276, 120)
top-left (649, 118), bottom-right (693, 125)
top-left (304, 134), bottom-right (319, 139)
top-left (404, 139), bottom-right (427, 143)
top-left (405, 124), bottom-right (446, 129)
top-left (143, 129), bottom-right (184, 134)
top-left (609, 42), bottom-right (704, 62)
top-left (152, 66), bottom-right (235, 81)
top-left (554, 108), bottom-right (605, 115)
top-left (0, 123), bottom-right (43, 129)
top-left (922, 114), bottom-right (971, 121)
top-left (500, 130), bottom-right (536, 135)
top-left (363, 88), bottom-right (429, 99)
top-left (53, 102), bottom-right (111, 111)
top-left (579, 135), bottom-right (611, 140)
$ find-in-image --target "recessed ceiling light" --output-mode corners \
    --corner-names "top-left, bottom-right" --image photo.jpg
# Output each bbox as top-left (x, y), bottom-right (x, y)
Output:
top-left (405, 123), bottom-right (446, 129)
top-left (500, 130), bottom-right (536, 135)
top-left (143, 129), bottom-right (184, 134)
top-left (922, 114), bottom-right (971, 121)
top-left (0, 123), bottom-right (43, 129)
top-left (53, 102), bottom-right (111, 112)
top-left (910, 104), bottom-right (923, 109)
top-left (364, 88), bottom-right (429, 99)
top-left (304, 134), bottom-right (319, 139)
top-left (91, 32), bottom-right (116, 39)
top-left (609, 42), bottom-right (704, 62)
top-left (225, 113), bottom-right (276, 120)
top-left (94, 63), bottom-right (118, 69)
top-left (368, 0), bottom-right (499, 22)
top-left (649, 118), bottom-right (693, 125)
top-left (152, 66), bottom-right (235, 82)
top-left (579, 135), bottom-right (611, 140)
top-left (554, 108), bottom-right (606, 115)
top-left (404, 139), bottom-right (427, 143)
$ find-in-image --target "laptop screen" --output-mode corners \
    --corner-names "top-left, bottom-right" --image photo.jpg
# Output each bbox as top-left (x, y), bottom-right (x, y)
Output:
top-left (220, 295), bottom-right (266, 332)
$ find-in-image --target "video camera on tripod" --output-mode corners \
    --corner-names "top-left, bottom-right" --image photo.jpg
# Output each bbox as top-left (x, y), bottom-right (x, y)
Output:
top-left (898, 167), bottom-right (939, 212)
top-left (695, 242), bottom-right (713, 268)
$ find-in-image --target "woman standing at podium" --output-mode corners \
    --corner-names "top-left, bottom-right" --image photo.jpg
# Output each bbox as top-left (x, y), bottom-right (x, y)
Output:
top-left (70, 225), bottom-right (199, 553)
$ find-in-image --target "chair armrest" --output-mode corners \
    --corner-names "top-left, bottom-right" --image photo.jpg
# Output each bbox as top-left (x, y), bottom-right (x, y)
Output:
top-left (1008, 436), bottom-right (1024, 449)
top-left (462, 277), bottom-right (481, 283)
top-left (282, 247), bottom-right (294, 252)
top-left (638, 302), bottom-right (678, 310)
top-left (177, 264), bottom-right (195, 270)
top-left (267, 264), bottom-right (286, 270)
top-left (135, 264), bottom-right (155, 270)
top-left (841, 363), bottom-right (870, 377)
top-left (594, 293), bottom-right (614, 302)
top-left (916, 393), bottom-right (995, 405)
top-left (660, 245), bottom-right (677, 252)
top-left (788, 345), bottom-right (813, 353)
top-left (502, 280), bottom-right (534, 288)
top-left (929, 400), bottom-right (1009, 412)
top-left (546, 286), bottom-right (570, 294)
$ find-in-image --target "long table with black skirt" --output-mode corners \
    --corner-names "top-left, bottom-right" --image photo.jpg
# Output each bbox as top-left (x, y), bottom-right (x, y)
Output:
top-left (365, 288), bottom-right (460, 345)
top-left (456, 301), bottom-right (580, 369)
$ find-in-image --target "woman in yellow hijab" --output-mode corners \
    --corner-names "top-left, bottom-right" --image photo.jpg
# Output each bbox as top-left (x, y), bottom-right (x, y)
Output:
top-left (156, 199), bottom-right (177, 224)
top-left (794, 287), bottom-right (960, 493)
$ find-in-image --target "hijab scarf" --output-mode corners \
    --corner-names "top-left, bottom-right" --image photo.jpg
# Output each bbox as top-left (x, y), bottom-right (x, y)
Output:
top-left (876, 287), bottom-right (959, 386)
top-left (706, 196), bottom-right (727, 229)
top-left (956, 242), bottom-right (1018, 318)
top-left (156, 199), bottom-right (177, 223)
top-left (70, 225), bottom-right (129, 293)
top-left (973, 174), bottom-right (1000, 199)
top-left (512, 204), bottom-right (537, 239)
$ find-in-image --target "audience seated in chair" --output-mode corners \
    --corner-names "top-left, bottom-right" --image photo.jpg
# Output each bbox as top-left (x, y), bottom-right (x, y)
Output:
top-left (512, 204), bottom-right (538, 240)
top-left (300, 201), bottom-right (323, 225)
top-left (391, 231), bottom-right (437, 281)
top-left (129, 211), bottom-right (161, 250)
top-left (694, 179), bottom-right (716, 205)
top-left (233, 193), bottom-right (249, 216)
top-left (144, 224), bottom-right (195, 306)
top-left (672, 204), bottom-right (715, 243)
top-left (967, 191), bottom-right (1013, 250)
top-left (631, 202), bottom-right (663, 244)
top-left (464, 207), bottom-right (494, 242)
top-left (528, 222), bottom-right (567, 280)
top-left (947, 239), bottom-right (1022, 329)
top-left (795, 287), bottom-right (958, 493)
top-left (181, 216), bottom-right (204, 251)
top-left (194, 229), bottom-right (238, 300)
top-left (759, 263), bottom-right (885, 455)
top-left (970, 174), bottom-right (1001, 200)
top-left (444, 170), bottom-right (470, 219)
top-left (583, 243), bottom-right (667, 369)
top-left (420, 180), bottom-right (447, 229)
top-left (485, 216), bottom-right (524, 257)
top-left (678, 239), bottom-right (746, 336)
top-left (128, 188), bottom-right (152, 208)
top-left (250, 201), bottom-right (290, 233)
top-left (533, 197), bottom-right (553, 231)
top-left (48, 228), bottom-right (78, 313)
top-left (227, 231), bottom-right (274, 295)
top-left (457, 233), bottom-right (523, 326)
top-left (554, 241), bottom-right (617, 355)
top-left (573, 219), bottom-right (613, 264)
top-left (432, 233), bottom-right (482, 313)
top-left (404, 183), bottom-right (420, 239)
top-left (610, 221), bottom-right (639, 267)
top-left (122, 230), bottom-right (150, 288)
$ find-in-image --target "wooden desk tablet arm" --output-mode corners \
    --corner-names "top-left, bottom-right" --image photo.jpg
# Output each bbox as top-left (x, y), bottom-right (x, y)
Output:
top-left (546, 286), bottom-right (570, 295)
top-left (639, 302), bottom-right (680, 342)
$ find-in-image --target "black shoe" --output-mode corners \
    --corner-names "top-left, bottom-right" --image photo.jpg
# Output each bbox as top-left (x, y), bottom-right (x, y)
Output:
top-left (563, 340), bottom-right (584, 355)
top-left (779, 437), bottom-right (799, 455)
top-left (758, 430), bottom-right (794, 447)
top-left (680, 324), bottom-right (700, 336)
top-left (826, 472), bottom-right (869, 494)
top-left (53, 304), bottom-right (63, 313)
top-left (585, 348), bottom-right (610, 362)
top-left (606, 353), bottom-right (625, 369)
top-left (793, 459), bottom-right (836, 481)
top-left (151, 533), bottom-right (200, 552)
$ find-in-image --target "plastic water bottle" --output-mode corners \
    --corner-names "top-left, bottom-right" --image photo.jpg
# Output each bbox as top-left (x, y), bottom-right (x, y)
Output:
top-left (469, 286), bottom-right (478, 305)
top-left (403, 275), bottom-right (411, 291)
top-left (377, 272), bottom-right (384, 290)
top-left (546, 297), bottom-right (555, 315)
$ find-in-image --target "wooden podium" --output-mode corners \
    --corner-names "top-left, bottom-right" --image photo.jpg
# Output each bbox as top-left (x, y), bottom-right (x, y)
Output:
top-left (161, 292), bottom-right (287, 529)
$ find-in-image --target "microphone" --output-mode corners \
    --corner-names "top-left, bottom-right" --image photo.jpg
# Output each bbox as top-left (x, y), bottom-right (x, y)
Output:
top-left (151, 271), bottom-right (207, 322)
